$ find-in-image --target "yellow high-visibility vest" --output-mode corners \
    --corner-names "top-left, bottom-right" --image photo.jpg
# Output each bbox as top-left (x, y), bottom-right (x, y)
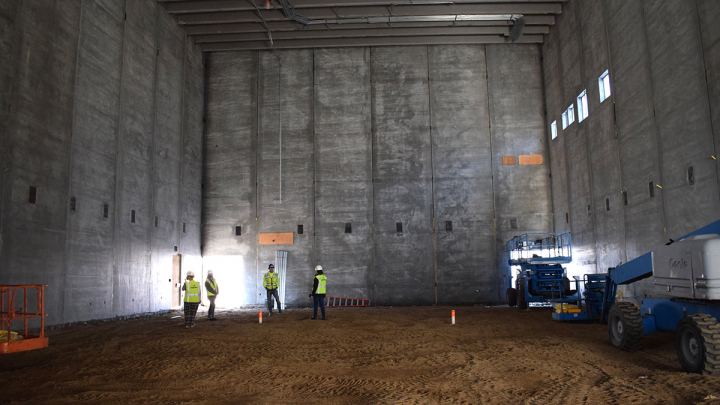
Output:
top-left (184, 280), bottom-right (200, 303)
top-left (315, 274), bottom-right (327, 294)
top-left (207, 279), bottom-right (218, 297)
top-left (264, 272), bottom-right (279, 289)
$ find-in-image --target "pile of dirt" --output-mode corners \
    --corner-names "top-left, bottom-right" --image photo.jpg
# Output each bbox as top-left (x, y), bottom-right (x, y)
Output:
top-left (1, 306), bottom-right (720, 404)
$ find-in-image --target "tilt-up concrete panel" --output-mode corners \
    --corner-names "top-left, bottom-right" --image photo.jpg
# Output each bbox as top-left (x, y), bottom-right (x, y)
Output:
top-left (575, 0), bottom-right (626, 272)
top-left (543, 24), bottom-right (571, 235)
top-left (257, 50), bottom-right (314, 307)
top-left (0, 1), bottom-right (22, 286)
top-left (202, 51), bottom-right (257, 306)
top-left (313, 47), bottom-right (374, 301)
top-left (697, 0), bottom-right (720, 196)
top-left (487, 44), bottom-right (553, 291)
top-left (603, 0), bottom-right (665, 261)
top-left (1, 0), bottom-right (81, 324)
top-left (149, 10), bottom-right (186, 312)
top-left (428, 45), bottom-right (495, 304)
top-left (643, 0), bottom-right (720, 238)
top-left (372, 46), bottom-right (435, 306)
top-left (113, 0), bottom-right (158, 316)
top-left (63, 0), bottom-right (125, 322)
top-left (178, 37), bottom-right (203, 281)
top-left (556, 1), bottom-right (597, 275)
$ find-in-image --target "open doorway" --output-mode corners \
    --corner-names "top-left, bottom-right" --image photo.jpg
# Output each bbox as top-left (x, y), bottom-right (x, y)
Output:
top-left (172, 254), bottom-right (182, 309)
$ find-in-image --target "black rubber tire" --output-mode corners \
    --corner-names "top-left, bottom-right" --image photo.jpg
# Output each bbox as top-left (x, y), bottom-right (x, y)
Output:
top-left (506, 288), bottom-right (517, 307)
top-left (608, 302), bottom-right (643, 351)
top-left (517, 279), bottom-right (528, 310)
top-left (676, 314), bottom-right (720, 374)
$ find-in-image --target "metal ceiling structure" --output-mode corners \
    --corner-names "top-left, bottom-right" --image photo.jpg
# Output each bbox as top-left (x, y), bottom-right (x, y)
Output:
top-left (158, 0), bottom-right (567, 51)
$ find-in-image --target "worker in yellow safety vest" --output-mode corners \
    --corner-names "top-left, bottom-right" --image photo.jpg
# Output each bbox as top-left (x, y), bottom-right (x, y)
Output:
top-left (263, 264), bottom-right (282, 316)
top-left (309, 265), bottom-right (327, 320)
top-left (205, 270), bottom-right (219, 321)
top-left (181, 270), bottom-right (200, 328)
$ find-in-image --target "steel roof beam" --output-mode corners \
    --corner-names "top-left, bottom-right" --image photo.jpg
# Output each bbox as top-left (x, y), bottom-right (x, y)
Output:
top-left (175, 4), bottom-right (562, 25)
top-left (161, 0), bottom-right (566, 14)
top-left (201, 33), bottom-right (544, 51)
top-left (184, 17), bottom-right (557, 35)
top-left (193, 25), bottom-right (549, 43)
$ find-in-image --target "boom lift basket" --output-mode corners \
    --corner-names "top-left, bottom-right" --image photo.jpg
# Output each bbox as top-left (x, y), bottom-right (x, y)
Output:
top-left (0, 285), bottom-right (48, 354)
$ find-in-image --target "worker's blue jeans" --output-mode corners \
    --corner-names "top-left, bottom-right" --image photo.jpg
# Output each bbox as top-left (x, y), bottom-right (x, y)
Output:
top-left (313, 296), bottom-right (326, 319)
top-left (267, 289), bottom-right (281, 314)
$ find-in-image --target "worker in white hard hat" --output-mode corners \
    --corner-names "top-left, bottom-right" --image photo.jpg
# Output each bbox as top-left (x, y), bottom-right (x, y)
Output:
top-left (263, 264), bottom-right (282, 316)
top-left (181, 270), bottom-right (200, 328)
top-left (309, 265), bottom-right (327, 320)
top-left (205, 270), bottom-right (219, 321)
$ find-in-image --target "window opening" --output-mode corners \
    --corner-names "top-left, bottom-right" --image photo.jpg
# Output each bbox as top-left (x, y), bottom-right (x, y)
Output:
top-left (599, 70), bottom-right (611, 102)
top-left (577, 90), bottom-right (589, 122)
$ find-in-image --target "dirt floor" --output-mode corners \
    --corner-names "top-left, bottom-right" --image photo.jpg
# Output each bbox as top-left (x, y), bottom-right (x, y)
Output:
top-left (2, 306), bottom-right (720, 404)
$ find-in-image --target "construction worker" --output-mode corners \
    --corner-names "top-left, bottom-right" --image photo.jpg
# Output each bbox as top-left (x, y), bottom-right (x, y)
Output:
top-left (309, 265), bottom-right (327, 320)
top-left (263, 264), bottom-right (282, 316)
top-left (205, 270), bottom-right (219, 321)
top-left (181, 270), bottom-right (200, 328)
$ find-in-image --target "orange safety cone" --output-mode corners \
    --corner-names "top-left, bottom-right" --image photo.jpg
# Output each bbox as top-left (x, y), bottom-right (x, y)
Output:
top-left (451, 310), bottom-right (455, 325)
top-left (259, 311), bottom-right (262, 324)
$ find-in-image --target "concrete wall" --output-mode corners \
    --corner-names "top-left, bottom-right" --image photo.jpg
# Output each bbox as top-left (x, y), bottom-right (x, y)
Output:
top-left (202, 44), bottom-right (552, 307)
top-left (543, 0), bottom-right (720, 297)
top-left (0, 0), bottom-right (203, 325)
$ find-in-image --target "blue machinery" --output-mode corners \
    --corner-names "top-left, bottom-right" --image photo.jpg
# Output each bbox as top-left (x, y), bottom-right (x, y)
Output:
top-left (508, 220), bottom-right (720, 374)
top-left (506, 232), bottom-right (580, 309)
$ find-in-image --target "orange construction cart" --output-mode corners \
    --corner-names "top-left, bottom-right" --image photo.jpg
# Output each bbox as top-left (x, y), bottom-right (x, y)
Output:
top-left (0, 285), bottom-right (48, 354)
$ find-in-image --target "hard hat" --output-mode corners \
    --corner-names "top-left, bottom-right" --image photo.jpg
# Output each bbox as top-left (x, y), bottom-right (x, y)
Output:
top-left (187, 270), bottom-right (195, 277)
top-left (207, 270), bottom-right (213, 275)
top-left (315, 265), bottom-right (323, 271)
top-left (268, 264), bottom-right (275, 269)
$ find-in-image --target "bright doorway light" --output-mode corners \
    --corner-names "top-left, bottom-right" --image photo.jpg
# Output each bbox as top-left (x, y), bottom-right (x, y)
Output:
top-left (203, 255), bottom-right (245, 309)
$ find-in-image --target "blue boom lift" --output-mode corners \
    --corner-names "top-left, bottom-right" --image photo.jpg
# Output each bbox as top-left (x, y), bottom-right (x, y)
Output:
top-left (506, 232), bottom-right (581, 309)
top-left (548, 219), bottom-right (720, 374)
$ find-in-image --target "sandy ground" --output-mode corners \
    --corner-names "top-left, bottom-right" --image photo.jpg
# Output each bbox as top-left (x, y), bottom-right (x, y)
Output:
top-left (2, 306), bottom-right (720, 404)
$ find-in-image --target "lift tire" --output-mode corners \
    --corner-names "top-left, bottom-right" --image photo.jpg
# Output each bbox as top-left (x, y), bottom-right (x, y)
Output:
top-left (517, 280), bottom-right (528, 310)
top-left (608, 302), bottom-right (643, 352)
top-left (506, 288), bottom-right (517, 307)
top-left (676, 314), bottom-right (720, 374)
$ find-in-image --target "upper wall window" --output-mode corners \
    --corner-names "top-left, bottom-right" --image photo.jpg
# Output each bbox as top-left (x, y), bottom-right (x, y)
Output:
top-left (577, 90), bottom-right (589, 122)
top-left (599, 70), bottom-right (611, 102)
top-left (567, 104), bottom-right (575, 126)
top-left (551, 120), bottom-right (557, 140)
